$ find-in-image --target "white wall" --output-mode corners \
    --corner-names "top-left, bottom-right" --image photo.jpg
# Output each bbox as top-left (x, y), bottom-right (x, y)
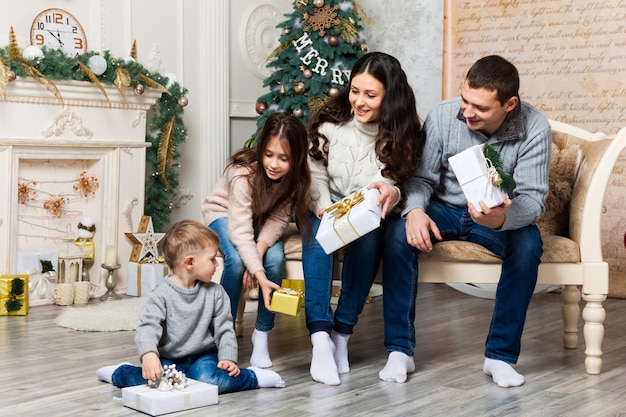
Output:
top-left (1, 0), bottom-right (443, 229)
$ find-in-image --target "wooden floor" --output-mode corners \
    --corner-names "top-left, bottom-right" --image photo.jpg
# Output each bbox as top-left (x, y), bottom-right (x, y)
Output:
top-left (2, 283), bottom-right (626, 417)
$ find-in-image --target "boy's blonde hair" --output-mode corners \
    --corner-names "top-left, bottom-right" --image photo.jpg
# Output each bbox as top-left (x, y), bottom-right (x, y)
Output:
top-left (161, 220), bottom-right (220, 268)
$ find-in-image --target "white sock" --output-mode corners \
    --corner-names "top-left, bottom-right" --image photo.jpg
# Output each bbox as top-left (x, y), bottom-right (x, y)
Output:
top-left (248, 366), bottom-right (285, 388)
top-left (250, 329), bottom-right (273, 368)
top-left (310, 331), bottom-right (340, 385)
top-left (483, 358), bottom-right (525, 387)
top-left (96, 362), bottom-right (132, 384)
top-left (331, 331), bottom-right (350, 374)
top-left (378, 352), bottom-right (415, 383)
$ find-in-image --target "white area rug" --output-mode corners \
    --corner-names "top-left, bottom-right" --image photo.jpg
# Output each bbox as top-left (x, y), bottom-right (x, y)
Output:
top-left (55, 297), bottom-right (146, 332)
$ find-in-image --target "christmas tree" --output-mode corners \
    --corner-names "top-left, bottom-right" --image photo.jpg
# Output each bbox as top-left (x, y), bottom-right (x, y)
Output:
top-left (249, 0), bottom-right (370, 146)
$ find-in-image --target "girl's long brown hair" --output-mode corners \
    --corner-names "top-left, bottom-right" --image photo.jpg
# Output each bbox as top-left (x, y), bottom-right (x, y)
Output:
top-left (227, 112), bottom-right (311, 232)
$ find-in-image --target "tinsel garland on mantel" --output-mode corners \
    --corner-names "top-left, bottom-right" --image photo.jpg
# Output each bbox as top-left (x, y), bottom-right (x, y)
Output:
top-left (0, 28), bottom-right (188, 232)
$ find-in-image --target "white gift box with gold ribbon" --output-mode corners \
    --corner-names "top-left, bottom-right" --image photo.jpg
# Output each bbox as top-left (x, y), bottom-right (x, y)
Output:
top-left (122, 379), bottom-right (218, 416)
top-left (315, 187), bottom-right (382, 255)
top-left (127, 262), bottom-right (169, 297)
top-left (448, 144), bottom-right (508, 212)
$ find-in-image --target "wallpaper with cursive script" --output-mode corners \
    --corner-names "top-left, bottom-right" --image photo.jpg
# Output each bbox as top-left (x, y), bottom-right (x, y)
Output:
top-left (443, 0), bottom-right (626, 297)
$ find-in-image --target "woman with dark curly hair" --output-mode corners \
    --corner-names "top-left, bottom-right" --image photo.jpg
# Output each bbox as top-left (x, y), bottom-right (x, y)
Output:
top-left (302, 52), bottom-right (425, 385)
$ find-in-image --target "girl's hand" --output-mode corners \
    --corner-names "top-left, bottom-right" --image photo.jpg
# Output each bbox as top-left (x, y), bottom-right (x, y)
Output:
top-left (317, 208), bottom-right (325, 219)
top-left (367, 182), bottom-right (400, 219)
top-left (141, 352), bottom-right (163, 382)
top-left (243, 270), bottom-right (256, 290)
top-left (255, 271), bottom-right (281, 311)
top-left (218, 360), bottom-right (240, 377)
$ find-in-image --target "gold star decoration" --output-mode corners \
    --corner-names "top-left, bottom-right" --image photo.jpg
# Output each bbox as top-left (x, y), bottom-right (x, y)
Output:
top-left (125, 216), bottom-right (165, 262)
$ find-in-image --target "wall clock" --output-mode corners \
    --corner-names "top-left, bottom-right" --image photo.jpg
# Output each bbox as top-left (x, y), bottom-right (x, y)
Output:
top-left (30, 8), bottom-right (88, 57)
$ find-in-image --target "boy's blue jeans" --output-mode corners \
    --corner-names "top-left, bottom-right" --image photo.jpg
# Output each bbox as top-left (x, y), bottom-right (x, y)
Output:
top-left (209, 217), bottom-right (284, 332)
top-left (384, 199), bottom-right (542, 363)
top-left (111, 353), bottom-right (258, 394)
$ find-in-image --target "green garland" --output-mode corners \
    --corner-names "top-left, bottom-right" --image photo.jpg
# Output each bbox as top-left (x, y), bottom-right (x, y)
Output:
top-left (483, 143), bottom-right (515, 194)
top-left (0, 45), bottom-right (188, 232)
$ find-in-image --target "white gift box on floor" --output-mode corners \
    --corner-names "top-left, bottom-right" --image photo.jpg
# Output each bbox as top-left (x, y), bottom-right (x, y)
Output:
top-left (448, 144), bottom-right (508, 212)
top-left (122, 379), bottom-right (218, 416)
top-left (127, 262), bottom-right (169, 297)
top-left (315, 187), bottom-right (382, 254)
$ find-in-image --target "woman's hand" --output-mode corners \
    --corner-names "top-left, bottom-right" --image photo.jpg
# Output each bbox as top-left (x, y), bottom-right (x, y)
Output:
top-left (367, 182), bottom-right (400, 219)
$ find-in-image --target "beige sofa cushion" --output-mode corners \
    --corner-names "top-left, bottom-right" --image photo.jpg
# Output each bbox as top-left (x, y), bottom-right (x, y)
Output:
top-left (284, 224), bottom-right (579, 264)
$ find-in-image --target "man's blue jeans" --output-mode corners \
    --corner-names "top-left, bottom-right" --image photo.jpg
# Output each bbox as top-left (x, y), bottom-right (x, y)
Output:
top-left (301, 210), bottom-right (383, 336)
top-left (111, 353), bottom-right (259, 394)
top-left (385, 199), bottom-right (542, 363)
top-left (209, 217), bottom-right (284, 332)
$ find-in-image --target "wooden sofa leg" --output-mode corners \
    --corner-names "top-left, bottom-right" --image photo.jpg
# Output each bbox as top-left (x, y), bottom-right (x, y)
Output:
top-left (582, 293), bottom-right (606, 375)
top-left (561, 285), bottom-right (581, 349)
top-left (235, 290), bottom-right (246, 337)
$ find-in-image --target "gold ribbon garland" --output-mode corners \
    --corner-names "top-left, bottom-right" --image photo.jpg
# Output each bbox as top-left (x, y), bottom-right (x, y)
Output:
top-left (157, 116), bottom-right (177, 190)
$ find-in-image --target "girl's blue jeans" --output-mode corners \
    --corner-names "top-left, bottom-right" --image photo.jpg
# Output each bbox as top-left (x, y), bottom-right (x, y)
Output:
top-left (209, 217), bottom-right (284, 332)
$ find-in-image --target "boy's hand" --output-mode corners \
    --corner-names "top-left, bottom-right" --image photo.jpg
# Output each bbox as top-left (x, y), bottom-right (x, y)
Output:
top-left (141, 352), bottom-right (163, 381)
top-left (218, 359), bottom-right (240, 377)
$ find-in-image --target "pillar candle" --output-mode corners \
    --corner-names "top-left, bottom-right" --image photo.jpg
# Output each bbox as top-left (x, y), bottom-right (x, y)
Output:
top-left (105, 245), bottom-right (117, 266)
top-left (70, 262), bottom-right (78, 282)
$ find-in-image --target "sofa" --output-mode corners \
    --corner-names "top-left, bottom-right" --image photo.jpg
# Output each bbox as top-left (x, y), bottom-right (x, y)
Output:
top-left (227, 120), bottom-right (626, 375)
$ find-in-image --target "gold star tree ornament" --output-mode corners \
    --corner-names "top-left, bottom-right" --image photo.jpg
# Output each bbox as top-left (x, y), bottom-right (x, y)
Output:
top-left (125, 216), bottom-right (165, 263)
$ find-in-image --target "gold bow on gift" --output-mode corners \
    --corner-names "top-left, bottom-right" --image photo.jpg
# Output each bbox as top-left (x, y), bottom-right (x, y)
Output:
top-left (484, 158), bottom-right (503, 186)
top-left (326, 190), bottom-right (364, 218)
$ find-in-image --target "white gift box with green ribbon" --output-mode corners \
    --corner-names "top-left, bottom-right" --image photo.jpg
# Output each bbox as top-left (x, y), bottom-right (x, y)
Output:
top-left (449, 144), bottom-right (508, 212)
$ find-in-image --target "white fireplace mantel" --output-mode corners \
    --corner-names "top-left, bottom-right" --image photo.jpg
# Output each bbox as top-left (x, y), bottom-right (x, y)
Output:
top-left (0, 78), bottom-right (162, 301)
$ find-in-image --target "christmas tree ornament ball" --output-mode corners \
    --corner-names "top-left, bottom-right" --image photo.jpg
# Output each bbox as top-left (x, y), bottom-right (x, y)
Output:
top-left (255, 101), bottom-right (268, 114)
top-left (328, 35), bottom-right (340, 46)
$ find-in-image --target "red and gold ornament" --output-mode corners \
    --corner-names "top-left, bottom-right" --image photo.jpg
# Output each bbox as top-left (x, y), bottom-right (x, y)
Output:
top-left (255, 101), bottom-right (268, 114)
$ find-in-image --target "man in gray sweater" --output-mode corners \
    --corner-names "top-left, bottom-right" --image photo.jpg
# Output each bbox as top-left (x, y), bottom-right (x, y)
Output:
top-left (381, 55), bottom-right (551, 387)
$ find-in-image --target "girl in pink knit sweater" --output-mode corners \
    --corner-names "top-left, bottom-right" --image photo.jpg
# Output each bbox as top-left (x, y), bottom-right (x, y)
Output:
top-left (201, 112), bottom-right (310, 368)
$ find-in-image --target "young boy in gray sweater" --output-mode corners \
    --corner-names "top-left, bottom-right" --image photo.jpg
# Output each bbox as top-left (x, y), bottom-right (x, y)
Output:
top-left (96, 219), bottom-right (285, 393)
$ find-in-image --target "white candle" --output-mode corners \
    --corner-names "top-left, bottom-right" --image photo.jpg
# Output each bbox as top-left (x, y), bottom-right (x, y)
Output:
top-left (70, 263), bottom-right (78, 282)
top-left (105, 245), bottom-right (117, 266)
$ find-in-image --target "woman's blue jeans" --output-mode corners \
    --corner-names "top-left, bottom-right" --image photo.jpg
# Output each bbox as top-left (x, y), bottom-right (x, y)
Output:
top-left (301, 210), bottom-right (384, 336)
top-left (209, 217), bottom-right (285, 332)
top-left (385, 199), bottom-right (542, 363)
top-left (111, 353), bottom-right (259, 394)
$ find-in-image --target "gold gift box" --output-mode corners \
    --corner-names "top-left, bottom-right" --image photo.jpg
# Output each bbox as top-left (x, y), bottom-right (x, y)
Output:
top-left (1, 274), bottom-right (29, 315)
top-left (270, 289), bottom-right (303, 316)
top-left (281, 279), bottom-right (305, 293)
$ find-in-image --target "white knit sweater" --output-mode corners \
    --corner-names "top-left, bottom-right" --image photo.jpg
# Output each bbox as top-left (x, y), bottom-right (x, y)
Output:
top-left (308, 118), bottom-right (394, 214)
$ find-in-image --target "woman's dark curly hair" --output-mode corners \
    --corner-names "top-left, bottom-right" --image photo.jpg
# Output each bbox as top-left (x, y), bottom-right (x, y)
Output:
top-left (308, 52), bottom-right (425, 188)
